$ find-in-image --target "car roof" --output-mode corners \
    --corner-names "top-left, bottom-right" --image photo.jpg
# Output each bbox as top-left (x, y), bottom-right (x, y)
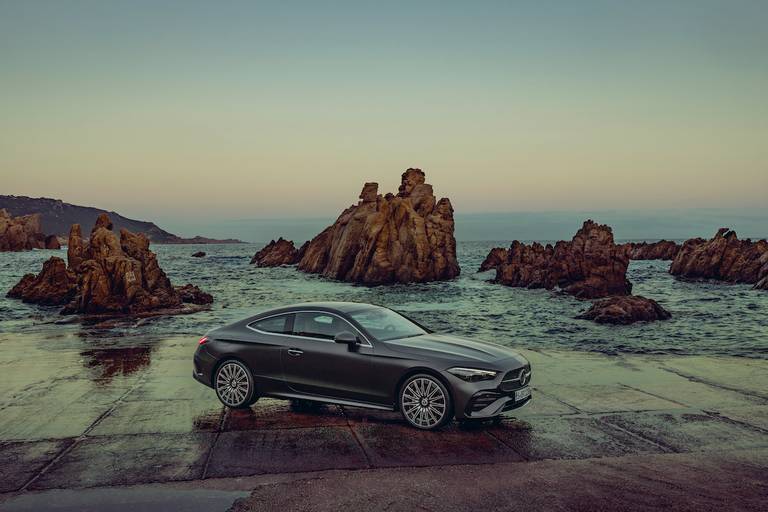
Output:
top-left (256, 301), bottom-right (380, 317)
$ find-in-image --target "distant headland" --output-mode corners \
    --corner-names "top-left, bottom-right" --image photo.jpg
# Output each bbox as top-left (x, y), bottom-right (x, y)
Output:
top-left (0, 195), bottom-right (244, 244)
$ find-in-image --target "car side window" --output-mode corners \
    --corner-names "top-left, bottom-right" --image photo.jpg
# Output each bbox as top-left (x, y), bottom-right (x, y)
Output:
top-left (293, 312), bottom-right (355, 340)
top-left (250, 314), bottom-right (292, 334)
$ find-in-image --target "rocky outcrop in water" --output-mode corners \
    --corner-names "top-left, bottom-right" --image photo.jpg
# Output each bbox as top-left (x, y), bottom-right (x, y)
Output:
top-left (670, 229), bottom-right (768, 290)
top-left (191, 251), bottom-right (206, 258)
top-left (623, 240), bottom-right (680, 260)
top-left (7, 257), bottom-right (77, 305)
top-left (7, 213), bottom-right (213, 315)
top-left (0, 209), bottom-right (59, 252)
top-left (296, 168), bottom-right (460, 284)
top-left (250, 238), bottom-right (306, 267)
top-left (576, 295), bottom-right (671, 324)
top-left (478, 247), bottom-right (508, 272)
top-left (489, 220), bottom-right (631, 299)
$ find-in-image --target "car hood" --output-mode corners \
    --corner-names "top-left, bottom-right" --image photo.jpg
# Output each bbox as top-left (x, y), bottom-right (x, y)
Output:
top-left (383, 333), bottom-right (526, 367)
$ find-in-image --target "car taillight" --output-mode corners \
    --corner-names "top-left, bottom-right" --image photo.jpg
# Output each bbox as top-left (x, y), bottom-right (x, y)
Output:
top-left (198, 336), bottom-right (209, 345)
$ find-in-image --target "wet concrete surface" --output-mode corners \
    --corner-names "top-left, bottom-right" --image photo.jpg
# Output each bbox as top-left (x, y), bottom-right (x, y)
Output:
top-left (0, 333), bottom-right (767, 510)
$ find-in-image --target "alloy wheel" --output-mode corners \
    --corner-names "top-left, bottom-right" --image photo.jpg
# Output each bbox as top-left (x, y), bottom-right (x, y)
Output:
top-left (401, 376), bottom-right (449, 429)
top-left (215, 361), bottom-right (251, 407)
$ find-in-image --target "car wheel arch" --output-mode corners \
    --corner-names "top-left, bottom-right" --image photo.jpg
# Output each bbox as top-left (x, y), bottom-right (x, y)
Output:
top-left (394, 367), bottom-right (453, 412)
top-left (212, 357), bottom-right (256, 391)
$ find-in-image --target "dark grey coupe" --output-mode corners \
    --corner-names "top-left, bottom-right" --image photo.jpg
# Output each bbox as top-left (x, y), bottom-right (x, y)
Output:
top-left (193, 302), bottom-right (532, 430)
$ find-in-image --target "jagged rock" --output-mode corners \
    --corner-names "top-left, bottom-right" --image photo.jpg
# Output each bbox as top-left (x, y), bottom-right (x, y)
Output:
top-left (670, 229), bottom-right (768, 290)
top-left (478, 248), bottom-right (509, 272)
top-left (576, 295), bottom-right (671, 324)
top-left (6, 257), bottom-right (77, 305)
top-left (491, 220), bottom-right (631, 299)
top-left (0, 209), bottom-right (59, 252)
top-left (297, 168), bottom-right (460, 284)
top-left (191, 251), bottom-right (206, 258)
top-left (7, 214), bottom-right (213, 315)
top-left (623, 240), bottom-right (680, 260)
top-left (250, 238), bottom-right (302, 266)
top-left (175, 284), bottom-right (214, 305)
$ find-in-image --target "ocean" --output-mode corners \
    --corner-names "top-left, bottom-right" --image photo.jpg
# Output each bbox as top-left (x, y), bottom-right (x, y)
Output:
top-left (1, 241), bottom-right (766, 358)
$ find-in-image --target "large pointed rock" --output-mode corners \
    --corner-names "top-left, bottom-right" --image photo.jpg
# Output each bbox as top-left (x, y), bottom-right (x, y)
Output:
top-left (297, 168), bottom-right (460, 284)
top-left (0, 209), bottom-right (58, 252)
top-left (250, 237), bottom-right (304, 267)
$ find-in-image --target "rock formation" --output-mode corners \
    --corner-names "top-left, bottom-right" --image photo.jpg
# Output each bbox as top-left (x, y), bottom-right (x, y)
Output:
top-left (7, 213), bottom-right (213, 315)
top-left (490, 220), bottom-right (631, 299)
top-left (0, 209), bottom-right (59, 251)
top-left (250, 238), bottom-right (306, 267)
top-left (296, 169), bottom-right (460, 284)
top-left (191, 251), bottom-right (206, 258)
top-left (478, 248), bottom-right (508, 272)
top-left (670, 228), bottom-right (768, 290)
top-left (576, 295), bottom-right (671, 324)
top-left (623, 240), bottom-right (680, 260)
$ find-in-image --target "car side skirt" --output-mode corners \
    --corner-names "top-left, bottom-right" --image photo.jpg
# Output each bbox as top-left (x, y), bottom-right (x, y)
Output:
top-left (266, 391), bottom-right (395, 411)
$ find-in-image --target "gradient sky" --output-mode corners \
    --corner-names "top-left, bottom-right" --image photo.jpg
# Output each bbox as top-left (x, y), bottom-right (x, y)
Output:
top-left (2, 1), bottom-right (767, 228)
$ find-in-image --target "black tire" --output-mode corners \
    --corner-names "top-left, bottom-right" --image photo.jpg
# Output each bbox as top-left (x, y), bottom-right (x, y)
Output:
top-left (399, 373), bottom-right (453, 430)
top-left (214, 360), bottom-right (256, 409)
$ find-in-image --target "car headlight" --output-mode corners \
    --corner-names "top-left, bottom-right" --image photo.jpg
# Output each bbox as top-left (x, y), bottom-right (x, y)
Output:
top-left (447, 367), bottom-right (499, 382)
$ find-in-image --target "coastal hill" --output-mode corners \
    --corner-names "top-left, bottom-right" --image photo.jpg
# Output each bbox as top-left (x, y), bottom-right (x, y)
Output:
top-left (0, 195), bottom-right (242, 244)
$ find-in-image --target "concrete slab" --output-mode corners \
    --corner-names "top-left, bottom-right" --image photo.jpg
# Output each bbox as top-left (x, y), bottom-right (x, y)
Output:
top-left (489, 415), bottom-right (666, 460)
top-left (88, 400), bottom-right (223, 436)
top-left (0, 403), bottom-right (107, 441)
top-left (205, 427), bottom-right (368, 478)
top-left (223, 400), bottom-right (347, 431)
top-left (541, 383), bottom-right (686, 413)
top-left (510, 388), bottom-right (580, 417)
top-left (123, 377), bottom-right (212, 402)
top-left (352, 422), bottom-right (522, 467)
top-left (601, 411), bottom-right (768, 452)
top-left (30, 433), bottom-right (215, 490)
top-left (0, 439), bottom-right (73, 493)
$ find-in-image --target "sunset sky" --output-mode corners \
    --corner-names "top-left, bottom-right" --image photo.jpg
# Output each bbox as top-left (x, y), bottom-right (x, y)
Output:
top-left (2, 1), bottom-right (766, 234)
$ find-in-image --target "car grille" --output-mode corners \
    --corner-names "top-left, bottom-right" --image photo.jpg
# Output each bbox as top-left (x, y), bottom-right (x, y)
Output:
top-left (499, 365), bottom-right (531, 392)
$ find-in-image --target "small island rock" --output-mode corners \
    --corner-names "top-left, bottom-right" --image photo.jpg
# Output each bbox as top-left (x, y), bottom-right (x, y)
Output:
top-left (191, 251), bottom-right (206, 258)
top-left (490, 220), bottom-right (631, 299)
top-left (250, 238), bottom-right (303, 266)
top-left (623, 240), bottom-right (680, 260)
top-left (0, 209), bottom-right (59, 252)
top-left (576, 295), bottom-right (672, 324)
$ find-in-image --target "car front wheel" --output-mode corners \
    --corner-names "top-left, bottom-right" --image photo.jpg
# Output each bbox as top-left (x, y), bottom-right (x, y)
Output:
top-left (214, 360), bottom-right (256, 409)
top-left (399, 374), bottom-right (453, 430)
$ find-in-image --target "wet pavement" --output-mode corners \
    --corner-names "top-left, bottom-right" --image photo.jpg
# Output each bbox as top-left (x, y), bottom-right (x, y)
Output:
top-left (0, 333), bottom-right (767, 510)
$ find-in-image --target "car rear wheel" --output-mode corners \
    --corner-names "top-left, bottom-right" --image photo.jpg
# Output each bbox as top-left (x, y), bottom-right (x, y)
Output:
top-left (215, 360), bottom-right (256, 409)
top-left (399, 374), bottom-right (453, 430)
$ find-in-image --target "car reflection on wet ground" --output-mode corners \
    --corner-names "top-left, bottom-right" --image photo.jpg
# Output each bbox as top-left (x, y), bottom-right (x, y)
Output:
top-left (0, 332), bottom-right (767, 510)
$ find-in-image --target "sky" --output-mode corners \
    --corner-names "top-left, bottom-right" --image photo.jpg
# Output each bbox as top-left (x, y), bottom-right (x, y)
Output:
top-left (1, 1), bottom-right (767, 237)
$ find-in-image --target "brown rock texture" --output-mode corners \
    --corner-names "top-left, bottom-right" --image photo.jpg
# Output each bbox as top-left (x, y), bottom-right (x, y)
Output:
top-left (7, 214), bottom-right (213, 315)
top-left (250, 238), bottom-right (303, 266)
top-left (576, 295), bottom-right (672, 324)
top-left (492, 220), bottom-right (631, 299)
top-left (6, 257), bottom-right (77, 305)
top-left (478, 248), bottom-right (509, 272)
top-left (296, 168), bottom-right (460, 284)
top-left (670, 228), bottom-right (768, 290)
top-left (0, 209), bottom-right (59, 252)
top-left (623, 240), bottom-right (680, 260)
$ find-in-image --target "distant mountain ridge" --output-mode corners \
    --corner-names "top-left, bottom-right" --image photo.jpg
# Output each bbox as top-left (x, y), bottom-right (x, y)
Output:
top-left (0, 195), bottom-right (243, 244)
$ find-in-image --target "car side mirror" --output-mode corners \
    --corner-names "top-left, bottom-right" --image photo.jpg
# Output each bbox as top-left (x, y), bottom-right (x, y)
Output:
top-left (334, 331), bottom-right (359, 348)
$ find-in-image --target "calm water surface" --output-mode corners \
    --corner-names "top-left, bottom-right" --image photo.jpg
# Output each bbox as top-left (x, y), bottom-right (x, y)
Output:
top-left (1, 242), bottom-right (766, 358)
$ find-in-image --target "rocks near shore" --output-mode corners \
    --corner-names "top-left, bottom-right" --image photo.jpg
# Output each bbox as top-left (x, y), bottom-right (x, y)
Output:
top-left (7, 213), bottom-right (213, 315)
top-left (250, 238), bottom-right (307, 267)
top-left (670, 228), bottom-right (768, 290)
top-left (0, 209), bottom-right (60, 251)
top-left (624, 240), bottom-right (680, 260)
top-left (191, 251), bottom-right (206, 258)
top-left (487, 220), bottom-right (631, 299)
top-left (296, 168), bottom-right (460, 284)
top-left (576, 295), bottom-right (672, 325)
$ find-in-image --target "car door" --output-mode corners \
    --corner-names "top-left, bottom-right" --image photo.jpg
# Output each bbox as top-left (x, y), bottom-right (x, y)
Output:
top-left (280, 311), bottom-right (377, 403)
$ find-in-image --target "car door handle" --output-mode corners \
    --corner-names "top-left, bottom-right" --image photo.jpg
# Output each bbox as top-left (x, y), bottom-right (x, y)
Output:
top-left (287, 348), bottom-right (303, 357)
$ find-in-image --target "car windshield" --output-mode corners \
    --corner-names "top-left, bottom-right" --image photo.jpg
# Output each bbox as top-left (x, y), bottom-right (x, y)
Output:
top-left (349, 307), bottom-right (427, 342)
